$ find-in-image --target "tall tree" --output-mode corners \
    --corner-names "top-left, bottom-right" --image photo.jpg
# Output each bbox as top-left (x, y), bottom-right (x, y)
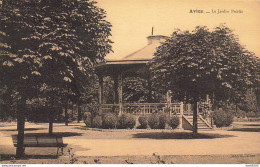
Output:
top-left (0, 0), bottom-right (41, 157)
top-left (150, 25), bottom-right (260, 134)
top-left (0, 0), bottom-right (112, 158)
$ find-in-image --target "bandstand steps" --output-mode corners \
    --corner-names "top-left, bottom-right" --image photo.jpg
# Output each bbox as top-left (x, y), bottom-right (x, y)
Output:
top-left (183, 115), bottom-right (213, 130)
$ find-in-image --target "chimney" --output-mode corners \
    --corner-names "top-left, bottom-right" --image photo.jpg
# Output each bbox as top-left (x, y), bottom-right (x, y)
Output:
top-left (147, 35), bottom-right (168, 45)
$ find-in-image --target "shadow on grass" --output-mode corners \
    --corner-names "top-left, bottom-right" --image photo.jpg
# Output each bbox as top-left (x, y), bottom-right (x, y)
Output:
top-left (21, 132), bottom-right (83, 137)
top-left (75, 126), bottom-right (104, 131)
top-left (133, 132), bottom-right (235, 139)
top-left (0, 154), bottom-right (58, 161)
top-left (76, 126), bottom-right (93, 129)
top-left (75, 126), bottom-right (86, 130)
top-left (55, 124), bottom-right (83, 127)
top-left (0, 128), bottom-right (47, 131)
top-left (244, 124), bottom-right (260, 127)
top-left (229, 128), bottom-right (260, 132)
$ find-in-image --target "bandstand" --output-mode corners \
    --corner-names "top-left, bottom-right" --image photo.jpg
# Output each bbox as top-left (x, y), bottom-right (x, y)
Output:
top-left (95, 35), bottom-right (213, 130)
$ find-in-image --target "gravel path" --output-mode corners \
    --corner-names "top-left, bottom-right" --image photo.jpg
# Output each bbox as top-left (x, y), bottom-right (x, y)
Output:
top-left (69, 130), bottom-right (260, 156)
top-left (0, 122), bottom-right (259, 157)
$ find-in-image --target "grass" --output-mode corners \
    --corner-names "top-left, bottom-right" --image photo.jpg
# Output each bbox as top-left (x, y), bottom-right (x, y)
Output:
top-left (22, 132), bottom-right (83, 137)
top-left (1, 153), bottom-right (260, 164)
top-left (133, 132), bottom-right (234, 139)
top-left (229, 128), bottom-right (260, 132)
top-left (76, 154), bottom-right (260, 164)
top-left (229, 122), bottom-right (260, 132)
top-left (1, 128), bottom-right (47, 132)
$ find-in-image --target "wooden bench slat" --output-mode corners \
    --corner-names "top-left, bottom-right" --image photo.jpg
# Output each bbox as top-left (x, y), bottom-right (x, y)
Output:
top-left (12, 135), bottom-right (67, 155)
top-left (12, 135), bottom-right (67, 147)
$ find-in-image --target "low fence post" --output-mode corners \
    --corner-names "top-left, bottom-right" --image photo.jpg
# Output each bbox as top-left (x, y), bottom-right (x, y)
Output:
top-left (179, 102), bottom-right (184, 129)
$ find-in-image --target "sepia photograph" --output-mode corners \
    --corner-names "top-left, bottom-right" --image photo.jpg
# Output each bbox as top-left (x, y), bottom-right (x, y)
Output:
top-left (0, 0), bottom-right (259, 165)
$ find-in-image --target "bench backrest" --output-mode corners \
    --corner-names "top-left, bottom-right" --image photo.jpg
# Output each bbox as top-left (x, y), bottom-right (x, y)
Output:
top-left (12, 135), bottom-right (64, 147)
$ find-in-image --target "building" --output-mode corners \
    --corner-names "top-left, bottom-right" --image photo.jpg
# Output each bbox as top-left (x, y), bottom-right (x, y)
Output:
top-left (96, 35), bottom-right (213, 130)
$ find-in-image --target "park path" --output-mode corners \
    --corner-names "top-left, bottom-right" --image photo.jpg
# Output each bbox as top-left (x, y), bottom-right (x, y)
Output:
top-left (66, 130), bottom-right (260, 156)
top-left (0, 122), bottom-right (259, 157)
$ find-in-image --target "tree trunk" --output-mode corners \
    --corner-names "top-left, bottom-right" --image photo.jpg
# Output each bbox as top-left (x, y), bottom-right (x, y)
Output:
top-left (71, 104), bottom-right (74, 121)
top-left (77, 103), bottom-right (81, 123)
top-left (65, 103), bottom-right (68, 126)
top-left (192, 100), bottom-right (198, 136)
top-left (16, 97), bottom-right (26, 158)
top-left (235, 101), bottom-right (238, 114)
top-left (49, 108), bottom-right (53, 135)
top-left (49, 121), bottom-right (53, 135)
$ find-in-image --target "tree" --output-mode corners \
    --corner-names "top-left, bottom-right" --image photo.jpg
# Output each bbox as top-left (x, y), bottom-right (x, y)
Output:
top-left (123, 77), bottom-right (149, 103)
top-left (0, 0), bottom-right (41, 157)
top-left (102, 76), bottom-right (153, 104)
top-left (30, 0), bottom-right (112, 127)
top-left (150, 25), bottom-right (260, 134)
top-left (0, 0), bottom-right (112, 158)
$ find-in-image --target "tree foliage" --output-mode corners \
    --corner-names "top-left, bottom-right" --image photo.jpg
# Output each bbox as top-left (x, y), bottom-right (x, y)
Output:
top-left (0, 0), bottom-right (112, 115)
top-left (150, 25), bottom-right (260, 105)
top-left (123, 77), bottom-right (149, 103)
top-left (103, 76), bottom-right (151, 103)
top-left (0, 0), bottom-right (112, 157)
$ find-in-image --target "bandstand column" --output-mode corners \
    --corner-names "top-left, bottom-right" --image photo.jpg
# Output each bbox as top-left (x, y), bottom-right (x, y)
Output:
top-left (98, 76), bottom-right (103, 107)
top-left (147, 74), bottom-right (152, 103)
top-left (113, 73), bottom-right (123, 115)
top-left (113, 75), bottom-right (119, 104)
top-left (118, 73), bottom-right (123, 115)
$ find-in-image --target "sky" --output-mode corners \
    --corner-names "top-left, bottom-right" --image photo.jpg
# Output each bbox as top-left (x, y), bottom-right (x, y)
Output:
top-left (95, 0), bottom-right (260, 60)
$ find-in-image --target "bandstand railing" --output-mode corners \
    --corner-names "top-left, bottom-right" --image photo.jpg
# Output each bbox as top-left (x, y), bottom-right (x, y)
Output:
top-left (101, 102), bottom-right (184, 115)
top-left (123, 103), bottom-right (165, 114)
top-left (101, 102), bottom-right (213, 129)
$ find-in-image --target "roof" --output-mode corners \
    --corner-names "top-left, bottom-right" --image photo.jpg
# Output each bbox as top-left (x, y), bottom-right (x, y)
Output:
top-left (121, 42), bottom-right (159, 61)
top-left (118, 35), bottom-right (167, 61)
top-left (97, 35), bottom-right (168, 68)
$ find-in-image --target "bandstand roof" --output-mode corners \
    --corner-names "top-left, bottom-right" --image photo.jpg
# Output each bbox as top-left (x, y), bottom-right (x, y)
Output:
top-left (96, 35), bottom-right (168, 77)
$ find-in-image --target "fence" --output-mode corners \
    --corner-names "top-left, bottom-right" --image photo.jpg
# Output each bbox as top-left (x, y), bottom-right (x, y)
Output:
top-left (101, 102), bottom-right (184, 115)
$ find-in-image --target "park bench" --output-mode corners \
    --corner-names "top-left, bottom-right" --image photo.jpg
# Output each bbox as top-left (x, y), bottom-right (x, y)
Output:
top-left (12, 135), bottom-right (68, 155)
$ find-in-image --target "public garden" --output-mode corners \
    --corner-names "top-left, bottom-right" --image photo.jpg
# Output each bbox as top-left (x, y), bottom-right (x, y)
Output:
top-left (0, 0), bottom-right (260, 164)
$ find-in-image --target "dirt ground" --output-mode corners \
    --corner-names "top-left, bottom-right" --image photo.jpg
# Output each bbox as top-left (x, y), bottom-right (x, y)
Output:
top-left (0, 121), bottom-right (260, 164)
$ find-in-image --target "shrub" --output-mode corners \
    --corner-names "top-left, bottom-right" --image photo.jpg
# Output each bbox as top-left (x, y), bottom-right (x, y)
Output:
top-left (158, 112), bottom-right (168, 129)
top-left (102, 113), bottom-right (118, 129)
top-left (83, 112), bottom-right (92, 127)
top-left (256, 112), bottom-right (260, 117)
top-left (168, 115), bottom-right (180, 129)
top-left (138, 115), bottom-right (148, 129)
top-left (213, 109), bottom-right (234, 127)
top-left (246, 111), bottom-right (256, 118)
top-left (92, 115), bottom-right (103, 128)
top-left (148, 113), bottom-right (160, 129)
top-left (235, 109), bottom-right (246, 118)
top-left (118, 113), bottom-right (136, 129)
top-left (83, 103), bottom-right (100, 116)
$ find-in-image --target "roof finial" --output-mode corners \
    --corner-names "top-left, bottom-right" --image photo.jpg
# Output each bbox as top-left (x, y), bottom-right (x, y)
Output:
top-left (152, 27), bottom-right (154, 35)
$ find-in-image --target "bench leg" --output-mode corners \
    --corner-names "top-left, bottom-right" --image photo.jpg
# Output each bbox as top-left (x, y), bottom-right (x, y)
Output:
top-left (56, 147), bottom-right (64, 156)
top-left (57, 147), bottom-right (59, 156)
